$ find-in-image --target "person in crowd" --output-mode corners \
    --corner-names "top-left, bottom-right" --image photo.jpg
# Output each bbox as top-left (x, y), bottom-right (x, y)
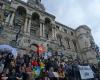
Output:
top-left (24, 54), bottom-right (30, 66)
top-left (16, 67), bottom-right (23, 80)
top-left (72, 60), bottom-right (81, 80)
top-left (58, 67), bottom-right (65, 80)
top-left (21, 65), bottom-right (29, 80)
top-left (7, 68), bottom-right (17, 80)
top-left (0, 49), bottom-right (100, 80)
top-left (1, 72), bottom-right (8, 80)
top-left (0, 54), bottom-right (4, 80)
top-left (25, 62), bottom-right (33, 80)
top-left (67, 61), bottom-right (74, 80)
top-left (9, 60), bottom-right (16, 71)
top-left (48, 67), bottom-right (57, 80)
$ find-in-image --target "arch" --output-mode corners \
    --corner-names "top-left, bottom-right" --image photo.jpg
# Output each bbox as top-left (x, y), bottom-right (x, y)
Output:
top-left (56, 34), bottom-right (63, 46)
top-left (32, 12), bottom-right (40, 20)
top-left (30, 12), bottom-right (40, 36)
top-left (14, 6), bottom-right (26, 29)
top-left (72, 40), bottom-right (77, 52)
top-left (64, 37), bottom-right (70, 49)
top-left (44, 18), bottom-right (52, 39)
top-left (16, 6), bottom-right (26, 17)
top-left (45, 18), bottom-right (51, 24)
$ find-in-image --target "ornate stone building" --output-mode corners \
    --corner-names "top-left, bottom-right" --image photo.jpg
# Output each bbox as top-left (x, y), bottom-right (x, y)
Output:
top-left (0, 0), bottom-right (99, 63)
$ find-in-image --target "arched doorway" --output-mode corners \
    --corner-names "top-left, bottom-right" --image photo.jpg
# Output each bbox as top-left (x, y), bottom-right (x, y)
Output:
top-left (14, 6), bottom-right (26, 30)
top-left (30, 12), bottom-right (40, 37)
top-left (45, 18), bottom-right (52, 39)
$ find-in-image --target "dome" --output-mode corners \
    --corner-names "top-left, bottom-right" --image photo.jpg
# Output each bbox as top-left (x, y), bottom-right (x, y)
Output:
top-left (76, 25), bottom-right (91, 31)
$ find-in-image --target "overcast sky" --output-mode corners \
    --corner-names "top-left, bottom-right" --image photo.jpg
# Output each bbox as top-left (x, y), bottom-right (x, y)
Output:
top-left (23, 0), bottom-right (100, 47)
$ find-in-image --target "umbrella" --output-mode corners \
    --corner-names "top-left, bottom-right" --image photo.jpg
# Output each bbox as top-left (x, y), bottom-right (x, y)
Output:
top-left (0, 44), bottom-right (17, 58)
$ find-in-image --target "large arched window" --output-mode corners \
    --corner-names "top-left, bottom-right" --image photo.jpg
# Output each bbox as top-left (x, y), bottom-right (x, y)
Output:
top-left (45, 18), bottom-right (52, 39)
top-left (56, 34), bottom-right (62, 46)
top-left (14, 6), bottom-right (26, 30)
top-left (72, 40), bottom-right (77, 52)
top-left (65, 37), bottom-right (70, 49)
top-left (30, 12), bottom-right (40, 36)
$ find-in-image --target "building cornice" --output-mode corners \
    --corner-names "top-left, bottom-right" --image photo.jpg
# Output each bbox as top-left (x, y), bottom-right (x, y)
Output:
top-left (12, 0), bottom-right (55, 19)
top-left (55, 21), bottom-right (75, 31)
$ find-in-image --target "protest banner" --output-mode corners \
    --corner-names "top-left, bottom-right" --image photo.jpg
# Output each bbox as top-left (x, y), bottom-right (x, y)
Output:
top-left (78, 65), bottom-right (94, 79)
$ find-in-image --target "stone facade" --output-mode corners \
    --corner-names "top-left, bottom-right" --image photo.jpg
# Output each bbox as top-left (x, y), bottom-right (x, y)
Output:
top-left (0, 0), bottom-right (99, 63)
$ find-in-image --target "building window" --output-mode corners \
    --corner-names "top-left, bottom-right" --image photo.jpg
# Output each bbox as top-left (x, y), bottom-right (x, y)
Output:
top-left (79, 35), bottom-right (83, 39)
top-left (72, 40), bottom-right (77, 52)
top-left (56, 26), bottom-right (59, 30)
top-left (67, 39), bottom-right (70, 49)
top-left (45, 18), bottom-right (52, 39)
top-left (87, 31), bottom-right (89, 34)
top-left (71, 31), bottom-right (74, 35)
top-left (30, 29), bottom-right (36, 35)
top-left (31, 12), bottom-right (40, 36)
top-left (65, 38), bottom-right (70, 49)
top-left (57, 34), bottom-right (62, 46)
top-left (45, 33), bottom-right (49, 39)
top-left (64, 29), bottom-right (67, 33)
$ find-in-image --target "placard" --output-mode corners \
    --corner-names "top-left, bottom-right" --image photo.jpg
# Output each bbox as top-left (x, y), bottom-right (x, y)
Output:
top-left (78, 65), bottom-right (94, 79)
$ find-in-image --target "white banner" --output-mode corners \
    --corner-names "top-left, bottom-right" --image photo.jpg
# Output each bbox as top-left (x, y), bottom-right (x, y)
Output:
top-left (78, 65), bottom-right (94, 79)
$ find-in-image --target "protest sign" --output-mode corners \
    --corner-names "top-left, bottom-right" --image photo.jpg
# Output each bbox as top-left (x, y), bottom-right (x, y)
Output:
top-left (78, 65), bottom-right (94, 79)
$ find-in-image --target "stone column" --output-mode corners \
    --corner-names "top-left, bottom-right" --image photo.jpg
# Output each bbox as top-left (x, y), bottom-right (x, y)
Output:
top-left (52, 24), bottom-right (56, 40)
top-left (24, 17), bottom-right (28, 33)
top-left (54, 28), bottom-right (56, 40)
top-left (40, 23), bottom-right (42, 37)
top-left (51, 28), bottom-right (54, 39)
top-left (54, 29), bottom-right (57, 40)
top-left (28, 18), bottom-right (31, 34)
top-left (9, 12), bottom-right (15, 26)
top-left (42, 23), bottom-right (45, 37)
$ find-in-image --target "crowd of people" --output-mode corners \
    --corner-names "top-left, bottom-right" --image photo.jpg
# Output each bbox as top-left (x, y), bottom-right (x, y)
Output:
top-left (0, 50), bottom-right (100, 80)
